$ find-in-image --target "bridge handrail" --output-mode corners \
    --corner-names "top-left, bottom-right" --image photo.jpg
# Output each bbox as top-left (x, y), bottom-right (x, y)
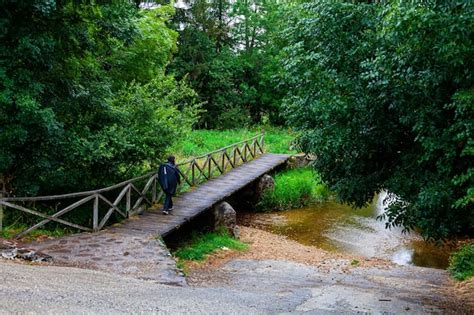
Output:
top-left (0, 132), bottom-right (265, 238)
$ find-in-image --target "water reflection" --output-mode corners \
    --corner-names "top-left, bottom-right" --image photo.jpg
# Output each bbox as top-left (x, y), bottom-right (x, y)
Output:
top-left (239, 193), bottom-right (453, 269)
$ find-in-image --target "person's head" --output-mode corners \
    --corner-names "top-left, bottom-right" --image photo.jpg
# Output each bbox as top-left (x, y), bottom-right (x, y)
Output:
top-left (167, 155), bottom-right (176, 165)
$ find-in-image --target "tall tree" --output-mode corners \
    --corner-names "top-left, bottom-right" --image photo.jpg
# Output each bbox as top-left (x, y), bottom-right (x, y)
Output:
top-left (280, 1), bottom-right (474, 240)
top-left (0, 1), bottom-right (200, 196)
top-left (170, 0), bottom-right (286, 128)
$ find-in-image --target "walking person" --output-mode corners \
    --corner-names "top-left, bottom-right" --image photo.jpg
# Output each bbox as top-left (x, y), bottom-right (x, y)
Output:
top-left (158, 156), bottom-right (181, 215)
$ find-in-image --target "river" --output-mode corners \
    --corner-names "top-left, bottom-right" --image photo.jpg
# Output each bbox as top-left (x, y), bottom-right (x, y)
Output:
top-left (239, 192), bottom-right (453, 269)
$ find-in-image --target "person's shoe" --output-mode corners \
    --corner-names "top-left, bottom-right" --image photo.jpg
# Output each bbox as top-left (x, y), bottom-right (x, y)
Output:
top-left (168, 207), bottom-right (174, 212)
top-left (162, 209), bottom-right (170, 215)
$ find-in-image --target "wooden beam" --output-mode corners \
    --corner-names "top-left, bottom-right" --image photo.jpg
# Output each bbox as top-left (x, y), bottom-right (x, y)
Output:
top-left (93, 194), bottom-right (99, 232)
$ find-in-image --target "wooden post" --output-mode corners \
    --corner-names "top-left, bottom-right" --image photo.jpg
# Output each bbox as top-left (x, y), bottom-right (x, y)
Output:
top-left (222, 152), bottom-right (225, 172)
top-left (93, 194), bottom-right (99, 232)
top-left (0, 175), bottom-right (5, 233)
top-left (152, 175), bottom-right (157, 203)
top-left (126, 184), bottom-right (131, 217)
top-left (192, 161), bottom-right (195, 186)
top-left (233, 147), bottom-right (237, 166)
top-left (208, 155), bottom-right (212, 179)
top-left (0, 201), bottom-right (3, 233)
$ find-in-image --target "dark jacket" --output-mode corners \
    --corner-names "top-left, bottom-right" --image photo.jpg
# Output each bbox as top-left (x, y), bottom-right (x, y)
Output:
top-left (158, 162), bottom-right (181, 195)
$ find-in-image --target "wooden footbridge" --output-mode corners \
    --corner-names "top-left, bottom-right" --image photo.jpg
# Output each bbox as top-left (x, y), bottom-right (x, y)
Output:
top-left (0, 133), bottom-right (291, 239)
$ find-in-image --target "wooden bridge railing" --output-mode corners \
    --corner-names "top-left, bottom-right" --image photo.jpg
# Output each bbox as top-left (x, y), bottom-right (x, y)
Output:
top-left (0, 132), bottom-right (265, 238)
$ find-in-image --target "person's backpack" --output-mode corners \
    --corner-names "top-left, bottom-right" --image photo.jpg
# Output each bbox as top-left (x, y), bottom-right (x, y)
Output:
top-left (158, 163), bottom-right (169, 191)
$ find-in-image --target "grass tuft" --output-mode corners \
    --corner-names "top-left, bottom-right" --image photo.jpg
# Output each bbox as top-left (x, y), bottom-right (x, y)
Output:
top-left (173, 229), bottom-right (248, 261)
top-left (258, 167), bottom-right (329, 211)
top-left (448, 244), bottom-right (474, 281)
top-left (0, 225), bottom-right (69, 241)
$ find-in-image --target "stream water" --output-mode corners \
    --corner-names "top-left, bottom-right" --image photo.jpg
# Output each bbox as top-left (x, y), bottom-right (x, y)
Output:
top-left (239, 192), bottom-right (453, 269)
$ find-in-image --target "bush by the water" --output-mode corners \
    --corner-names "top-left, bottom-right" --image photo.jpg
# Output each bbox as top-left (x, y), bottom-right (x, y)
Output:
top-left (258, 168), bottom-right (329, 211)
top-left (173, 229), bottom-right (248, 261)
top-left (448, 244), bottom-right (474, 281)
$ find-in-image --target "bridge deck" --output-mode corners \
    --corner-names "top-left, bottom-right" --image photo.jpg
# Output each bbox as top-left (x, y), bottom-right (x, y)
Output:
top-left (28, 153), bottom-right (290, 284)
top-left (114, 153), bottom-right (290, 237)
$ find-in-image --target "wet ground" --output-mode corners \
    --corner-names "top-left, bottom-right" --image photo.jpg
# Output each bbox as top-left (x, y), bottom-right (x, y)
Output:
top-left (239, 192), bottom-right (454, 269)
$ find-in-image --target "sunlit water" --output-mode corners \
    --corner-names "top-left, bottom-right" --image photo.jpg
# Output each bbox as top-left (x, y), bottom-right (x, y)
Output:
top-left (239, 192), bottom-right (453, 269)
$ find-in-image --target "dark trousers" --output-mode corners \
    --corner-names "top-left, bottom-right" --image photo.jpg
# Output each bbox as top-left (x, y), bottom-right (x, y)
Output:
top-left (164, 193), bottom-right (173, 210)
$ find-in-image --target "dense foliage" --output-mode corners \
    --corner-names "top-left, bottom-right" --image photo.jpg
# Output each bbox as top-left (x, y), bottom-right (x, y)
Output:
top-left (1, 0), bottom-right (472, 241)
top-left (0, 1), bottom-right (200, 196)
top-left (280, 1), bottom-right (474, 239)
top-left (170, 0), bottom-right (285, 128)
top-left (448, 244), bottom-right (474, 281)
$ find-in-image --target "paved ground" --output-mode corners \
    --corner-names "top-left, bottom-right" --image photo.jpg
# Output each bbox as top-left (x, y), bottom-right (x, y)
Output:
top-left (27, 224), bottom-right (185, 286)
top-left (0, 258), bottom-right (468, 314)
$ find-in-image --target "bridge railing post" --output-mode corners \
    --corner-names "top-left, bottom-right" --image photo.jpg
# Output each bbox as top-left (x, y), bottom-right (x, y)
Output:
top-left (0, 175), bottom-right (4, 233)
top-left (126, 184), bottom-right (131, 217)
top-left (0, 174), bottom-right (7, 232)
top-left (152, 174), bottom-right (157, 203)
top-left (93, 194), bottom-right (99, 232)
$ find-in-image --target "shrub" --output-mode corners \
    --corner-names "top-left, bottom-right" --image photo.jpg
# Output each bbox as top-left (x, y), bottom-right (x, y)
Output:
top-left (258, 168), bottom-right (329, 211)
top-left (448, 244), bottom-right (474, 281)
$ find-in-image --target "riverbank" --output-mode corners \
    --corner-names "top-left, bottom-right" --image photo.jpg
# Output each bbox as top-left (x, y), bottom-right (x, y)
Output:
top-left (180, 226), bottom-right (471, 314)
top-left (183, 226), bottom-right (392, 283)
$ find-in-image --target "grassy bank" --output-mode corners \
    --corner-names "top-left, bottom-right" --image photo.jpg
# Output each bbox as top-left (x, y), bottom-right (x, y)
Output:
top-left (170, 126), bottom-right (298, 160)
top-left (258, 167), bottom-right (329, 211)
top-left (173, 229), bottom-right (248, 261)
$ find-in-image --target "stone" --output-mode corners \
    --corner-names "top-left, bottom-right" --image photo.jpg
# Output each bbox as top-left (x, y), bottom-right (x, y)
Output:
top-left (213, 202), bottom-right (240, 239)
top-left (287, 153), bottom-right (312, 168)
top-left (257, 174), bottom-right (275, 196)
top-left (0, 239), bottom-right (52, 262)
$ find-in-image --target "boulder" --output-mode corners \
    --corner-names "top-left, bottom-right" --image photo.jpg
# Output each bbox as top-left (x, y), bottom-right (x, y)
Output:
top-left (287, 153), bottom-right (312, 168)
top-left (257, 174), bottom-right (275, 196)
top-left (213, 202), bottom-right (240, 239)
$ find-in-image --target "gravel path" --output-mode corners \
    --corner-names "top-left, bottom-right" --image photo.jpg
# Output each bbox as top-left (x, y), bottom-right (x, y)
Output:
top-left (1, 256), bottom-right (469, 314)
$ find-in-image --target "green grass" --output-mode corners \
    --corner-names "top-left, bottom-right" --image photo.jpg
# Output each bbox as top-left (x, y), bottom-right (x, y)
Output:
top-left (448, 244), bottom-right (474, 281)
top-left (257, 167), bottom-right (329, 211)
top-left (0, 224), bottom-right (69, 241)
top-left (170, 126), bottom-right (298, 161)
top-left (173, 229), bottom-right (248, 261)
